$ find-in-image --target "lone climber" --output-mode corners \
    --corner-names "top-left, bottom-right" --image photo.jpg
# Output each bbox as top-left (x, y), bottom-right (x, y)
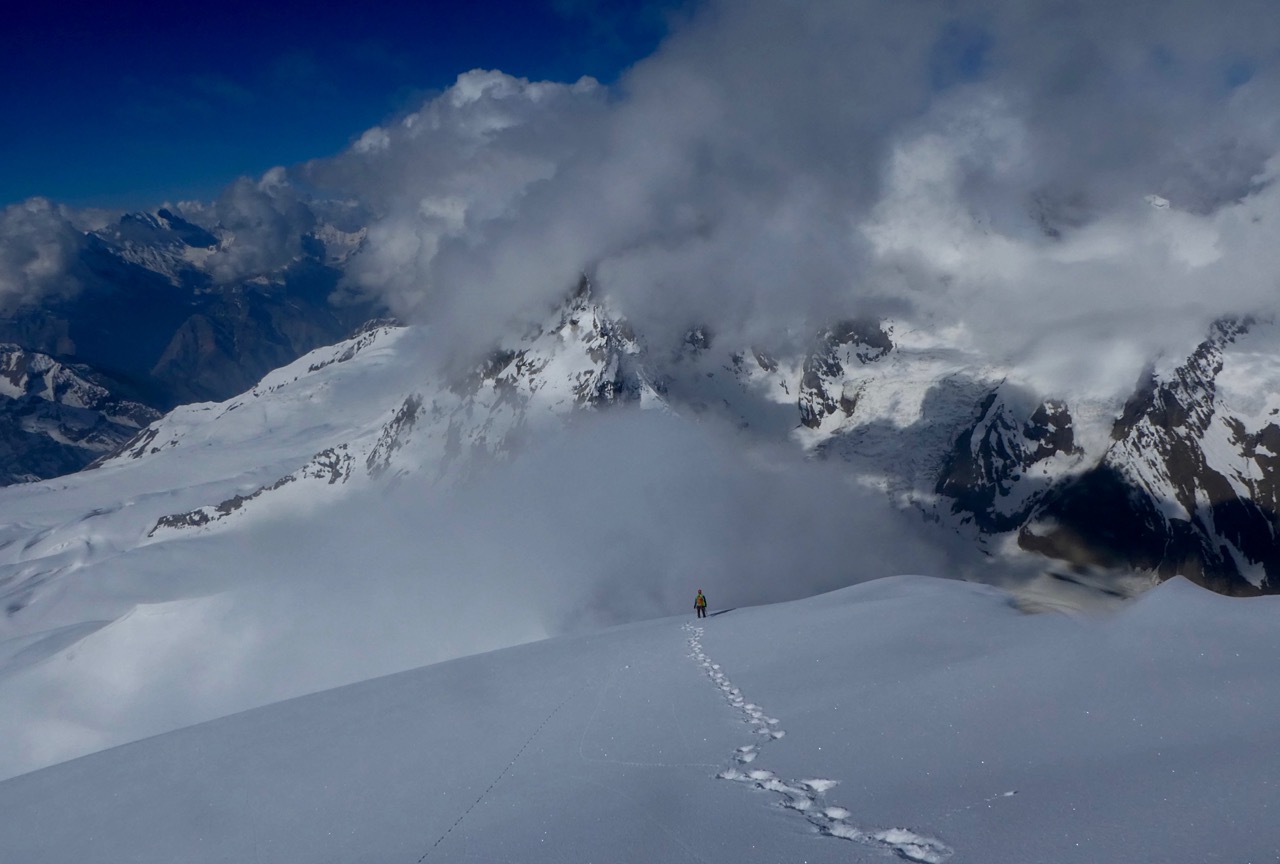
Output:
top-left (695, 589), bottom-right (708, 618)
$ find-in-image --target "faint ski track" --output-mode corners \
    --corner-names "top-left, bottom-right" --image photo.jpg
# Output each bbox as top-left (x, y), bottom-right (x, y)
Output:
top-left (684, 623), bottom-right (953, 863)
top-left (414, 683), bottom-right (587, 863)
top-left (941, 788), bottom-right (1019, 819)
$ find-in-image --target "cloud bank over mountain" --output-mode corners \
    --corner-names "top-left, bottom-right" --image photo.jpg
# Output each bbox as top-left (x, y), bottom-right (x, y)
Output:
top-left (5, 0), bottom-right (1279, 395)
top-left (293, 0), bottom-right (1280, 398)
top-left (0, 199), bottom-right (90, 309)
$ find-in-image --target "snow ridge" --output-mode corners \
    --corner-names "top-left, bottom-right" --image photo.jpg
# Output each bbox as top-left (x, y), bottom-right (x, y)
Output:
top-left (684, 623), bottom-right (952, 863)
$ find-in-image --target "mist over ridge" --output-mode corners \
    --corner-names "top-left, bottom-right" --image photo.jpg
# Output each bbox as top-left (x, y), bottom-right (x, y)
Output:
top-left (301, 0), bottom-right (1280, 402)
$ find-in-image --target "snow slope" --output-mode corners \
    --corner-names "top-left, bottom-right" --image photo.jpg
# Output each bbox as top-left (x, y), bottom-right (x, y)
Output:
top-left (0, 292), bottom-right (956, 782)
top-left (1, 575), bottom-right (1275, 864)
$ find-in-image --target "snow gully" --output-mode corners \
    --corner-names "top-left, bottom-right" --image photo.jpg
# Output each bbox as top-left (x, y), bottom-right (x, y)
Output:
top-left (683, 623), bottom-right (952, 863)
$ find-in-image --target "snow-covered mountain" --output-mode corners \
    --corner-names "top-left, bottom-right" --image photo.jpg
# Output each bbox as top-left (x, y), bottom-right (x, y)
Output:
top-left (110, 281), bottom-right (658, 540)
top-left (0, 344), bottom-right (159, 484)
top-left (1019, 319), bottom-right (1280, 595)
top-left (643, 314), bottom-right (1280, 599)
top-left (2, 272), bottom-right (1280, 781)
top-left (738, 313), bottom-right (1280, 598)
top-left (0, 282), bottom-right (680, 779)
top-left (2, 574), bottom-right (1277, 864)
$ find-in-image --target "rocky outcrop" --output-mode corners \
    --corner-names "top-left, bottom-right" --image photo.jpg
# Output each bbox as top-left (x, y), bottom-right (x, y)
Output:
top-left (1014, 320), bottom-right (1278, 595)
top-left (798, 320), bottom-right (893, 428)
top-left (0, 346), bottom-right (160, 484)
top-left (936, 388), bottom-right (1082, 533)
top-left (149, 446), bottom-right (354, 536)
top-left (366, 396), bottom-right (424, 478)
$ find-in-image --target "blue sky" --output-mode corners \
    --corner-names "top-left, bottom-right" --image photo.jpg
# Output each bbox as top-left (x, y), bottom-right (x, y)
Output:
top-left (1, 0), bottom-right (683, 210)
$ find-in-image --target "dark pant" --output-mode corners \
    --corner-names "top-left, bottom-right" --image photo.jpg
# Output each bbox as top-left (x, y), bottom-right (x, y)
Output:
top-left (696, 605), bottom-right (706, 617)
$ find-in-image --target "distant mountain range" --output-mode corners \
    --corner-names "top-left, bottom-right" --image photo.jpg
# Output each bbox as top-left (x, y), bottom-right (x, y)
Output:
top-left (0, 206), bottom-right (378, 483)
top-left (2, 201), bottom-right (1278, 605)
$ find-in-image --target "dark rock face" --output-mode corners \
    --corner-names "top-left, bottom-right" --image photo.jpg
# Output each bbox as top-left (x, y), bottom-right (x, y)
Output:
top-left (0, 346), bottom-right (160, 484)
top-left (937, 390), bottom-right (1081, 533)
top-left (1018, 464), bottom-right (1212, 578)
top-left (1005, 320), bottom-right (1277, 595)
top-left (367, 396), bottom-right (423, 477)
top-left (1025, 401), bottom-right (1077, 460)
top-left (1016, 464), bottom-right (1270, 597)
top-left (146, 261), bottom-right (365, 405)
top-left (799, 320), bottom-right (893, 428)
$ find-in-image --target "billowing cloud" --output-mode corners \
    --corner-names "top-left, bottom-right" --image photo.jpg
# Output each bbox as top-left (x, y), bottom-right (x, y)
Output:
top-left (295, 0), bottom-right (1280, 399)
top-left (302, 70), bottom-right (610, 324)
top-left (6, 0), bottom-right (1280, 390)
top-left (0, 198), bottom-right (88, 310)
top-left (170, 168), bottom-right (334, 284)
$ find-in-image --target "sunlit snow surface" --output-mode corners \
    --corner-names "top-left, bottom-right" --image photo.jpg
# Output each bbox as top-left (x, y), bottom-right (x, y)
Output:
top-left (1, 575), bottom-right (1277, 863)
top-left (0, 323), bottom-right (550, 778)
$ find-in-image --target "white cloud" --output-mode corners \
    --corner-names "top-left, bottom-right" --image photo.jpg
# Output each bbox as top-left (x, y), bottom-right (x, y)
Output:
top-left (0, 198), bottom-right (87, 310)
top-left (352, 126), bottom-right (391, 154)
top-left (12, 0), bottom-right (1280, 398)
top-left (301, 69), bottom-right (609, 331)
top-left (288, 0), bottom-right (1280, 396)
top-left (196, 175), bottom-right (318, 283)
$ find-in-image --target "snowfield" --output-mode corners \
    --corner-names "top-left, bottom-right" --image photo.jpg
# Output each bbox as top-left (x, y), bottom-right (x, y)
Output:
top-left (2, 575), bottom-right (1276, 863)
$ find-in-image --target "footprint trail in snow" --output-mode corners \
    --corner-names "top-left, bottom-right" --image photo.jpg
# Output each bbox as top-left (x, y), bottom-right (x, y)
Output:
top-left (684, 623), bottom-right (952, 863)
